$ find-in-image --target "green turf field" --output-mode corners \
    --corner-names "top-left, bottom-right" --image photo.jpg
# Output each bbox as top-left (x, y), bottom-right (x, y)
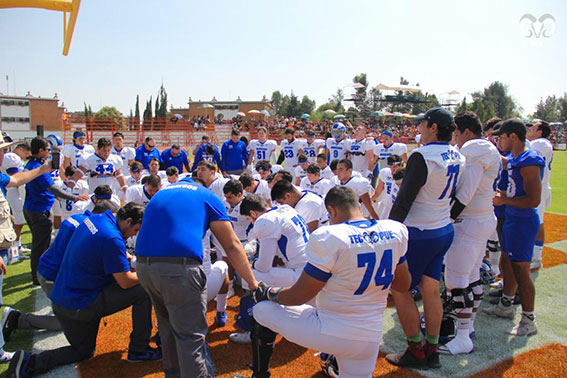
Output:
top-left (549, 151), bottom-right (567, 214)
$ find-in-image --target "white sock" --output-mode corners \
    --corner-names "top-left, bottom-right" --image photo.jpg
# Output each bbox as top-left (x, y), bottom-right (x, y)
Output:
top-left (533, 243), bottom-right (543, 261)
top-left (490, 251), bottom-right (501, 275)
top-left (216, 293), bottom-right (227, 312)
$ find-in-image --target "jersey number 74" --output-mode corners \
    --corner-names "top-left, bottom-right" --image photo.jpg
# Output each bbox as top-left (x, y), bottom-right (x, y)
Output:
top-left (354, 249), bottom-right (393, 295)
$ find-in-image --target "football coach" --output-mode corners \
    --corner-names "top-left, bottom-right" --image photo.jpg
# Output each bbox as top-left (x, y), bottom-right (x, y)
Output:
top-left (135, 175), bottom-right (259, 378)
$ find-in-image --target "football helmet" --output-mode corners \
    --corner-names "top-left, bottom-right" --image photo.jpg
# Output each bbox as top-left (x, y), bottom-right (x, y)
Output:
top-left (331, 122), bottom-right (346, 140)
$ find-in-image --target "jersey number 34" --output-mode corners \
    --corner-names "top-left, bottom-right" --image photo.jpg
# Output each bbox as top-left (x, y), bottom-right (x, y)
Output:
top-left (354, 249), bottom-right (393, 295)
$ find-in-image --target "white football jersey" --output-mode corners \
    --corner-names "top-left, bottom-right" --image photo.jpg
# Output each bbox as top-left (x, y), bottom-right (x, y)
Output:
top-left (111, 146), bottom-right (136, 171)
top-left (338, 176), bottom-right (372, 198)
top-left (125, 184), bottom-right (153, 206)
top-left (295, 191), bottom-right (327, 226)
top-left (326, 137), bottom-right (352, 161)
top-left (303, 139), bottom-right (325, 163)
top-left (125, 175), bottom-right (141, 187)
top-left (249, 139), bottom-right (278, 163)
top-left (202, 230), bottom-right (213, 275)
top-left (253, 205), bottom-right (308, 269)
top-left (207, 176), bottom-right (230, 204)
top-left (378, 183), bottom-right (400, 220)
top-left (300, 177), bottom-right (333, 198)
top-left (377, 167), bottom-right (395, 202)
top-left (294, 165), bottom-right (307, 183)
top-left (320, 166), bottom-right (334, 180)
top-left (374, 142), bottom-right (407, 169)
top-left (349, 138), bottom-right (374, 173)
top-left (455, 139), bottom-right (501, 219)
top-left (226, 200), bottom-right (251, 242)
top-left (80, 153), bottom-right (123, 193)
top-left (61, 143), bottom-right (95, 169)
top-left (306, 219), bottom-right (408, 342)
top-left (141, 170), bottom-right (167, 181)
top-left (529, 138), bottom-right (553, 193)
top-left (52, 180), bottom-right (90, 220)
top-left (1, 152), bottom-right (25, 197)
top-left (280, 139), bottom-right (305, 172)
top-left (404, 143), bottom-right (466, 230)
top-left (244, 179), bottom-right (272, 204)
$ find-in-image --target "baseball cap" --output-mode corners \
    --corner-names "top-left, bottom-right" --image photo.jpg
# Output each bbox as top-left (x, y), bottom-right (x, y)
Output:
top-left (492, 118), bottom-right (526, 139)
top-left (414, 107), bottom-right (454, 129)
top-left (298, 156), bottom-right (308, 163)
top-left (73, 131), bottom-right (86, 139)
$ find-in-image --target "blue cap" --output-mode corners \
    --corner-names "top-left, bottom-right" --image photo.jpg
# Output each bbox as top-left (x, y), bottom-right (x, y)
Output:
top-left (73, 131), bottom-right (85, 139)
top-left (382, 131), bottom-right (393, 137)
top-left (414, 107), bottom-right (454, 129)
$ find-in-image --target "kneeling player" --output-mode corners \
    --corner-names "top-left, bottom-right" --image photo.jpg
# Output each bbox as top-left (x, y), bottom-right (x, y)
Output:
top-left (236, 187), bottom-right (410, 378)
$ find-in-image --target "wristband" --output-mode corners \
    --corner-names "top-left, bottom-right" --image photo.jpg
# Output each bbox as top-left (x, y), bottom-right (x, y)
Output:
top-left (67, 179), bottom-right (76, 185)
top-left (121, 185), bottom-right (128, 190)
top-left (115, 173), bottom-right (124, 178)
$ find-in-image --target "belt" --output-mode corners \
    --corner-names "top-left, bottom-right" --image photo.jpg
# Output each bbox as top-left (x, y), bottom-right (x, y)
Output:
top-left (137, 256), bottom-right (201, 265)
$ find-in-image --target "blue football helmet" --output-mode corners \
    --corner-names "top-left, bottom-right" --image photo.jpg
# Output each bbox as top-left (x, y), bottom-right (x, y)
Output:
top-left (331, 122), bottom-right (346, 140)
top-left (46, 134), bottom-right (63, 148)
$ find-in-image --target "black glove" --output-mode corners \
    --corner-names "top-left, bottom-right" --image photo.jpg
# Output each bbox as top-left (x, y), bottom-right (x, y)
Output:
top-left (252, 282), bottom-right (281, 303)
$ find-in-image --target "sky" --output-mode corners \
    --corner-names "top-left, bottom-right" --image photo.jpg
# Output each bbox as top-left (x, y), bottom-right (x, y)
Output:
top-left (1, 0), bottom-right (565, 116)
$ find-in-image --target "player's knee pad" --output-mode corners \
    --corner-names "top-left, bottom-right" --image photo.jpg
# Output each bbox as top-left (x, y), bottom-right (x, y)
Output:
top-left (469, 279), bottom-right (484, 302)
top-left (450, 287), bottom-right (474, 310)
top-left (251, 317), bottom-right (277, 346)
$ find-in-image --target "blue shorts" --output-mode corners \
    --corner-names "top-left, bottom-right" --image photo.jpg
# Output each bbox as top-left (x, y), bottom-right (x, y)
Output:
top-left (501, 213), bottom-right (540, 262)
top-left (406, 224), bottom-right (454, 289)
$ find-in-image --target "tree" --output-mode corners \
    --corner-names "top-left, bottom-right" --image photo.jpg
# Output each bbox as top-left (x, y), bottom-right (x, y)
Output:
top-left (533, 95), bottom-right (561, 121)
top-left (271, 91), bottom-right (283, 116)
top-left (154, 96), bottom-right (160, 120)
top-left (345, 106), bottom-right (360, 121)
top-left (299, 95), bottom-right (316, 115)
top-left (329, 89), bottom-right (344, 112)
top-left (157, 85), bottom-right (168, 118)
top-left (143, 97), bottom-right (152, 127)
top-left (482, 81), bottom-right (519, 119)
top-left (287, 91), bottom-right (300, 118)
top-left (94, 106), bottom-right (123, 119)
top-left (367, 87), bottom-right (384, 112)
top-left (134, 95), bottom-right (140, 120)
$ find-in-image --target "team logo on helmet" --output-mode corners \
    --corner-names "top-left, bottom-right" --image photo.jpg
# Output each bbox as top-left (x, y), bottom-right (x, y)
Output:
top-left (331, 122), bottom-right (346, 140)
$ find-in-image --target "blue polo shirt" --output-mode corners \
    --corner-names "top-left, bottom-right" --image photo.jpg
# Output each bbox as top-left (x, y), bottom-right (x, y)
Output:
top-left (38, 211), bottom-right (92, 282)
top-left (24, 158), bottom-right (55, 212)
top-left (135, 145), bottom-right (161, 169)
top-left (192, 143), bottom-right (221, 171)
top-left (136, 177), bottom-right (229, 260)
top-left (221, 139), bottom-right (248, 171)
top-left (161, 148), bottom-right (189, 172)
top-left (50, 210), bottom-right (130, 310)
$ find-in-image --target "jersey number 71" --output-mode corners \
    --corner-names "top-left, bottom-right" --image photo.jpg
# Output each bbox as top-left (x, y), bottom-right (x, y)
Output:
top-left (354, 249), bottom-right (393, 295)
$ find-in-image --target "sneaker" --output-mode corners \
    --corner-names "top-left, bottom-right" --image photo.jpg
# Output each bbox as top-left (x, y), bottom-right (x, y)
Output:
top-left (0, 350), bottom-right (15, 363)
top-left (438, 337), bottom-right (474, 355)
top-left (127, 346), bottom-right (162, 362)
top-left (19, 246), bottom-right (31, 253)
top-left (508, 315), bottom-right (538, 336)
top-left (482, 302), bottom-right (516, 319)
top-left (385, 348), bottom-right (428, 370)
top-left (2, 307), bottom-right (21, 342)
top-left (215, 311), bottom-right (227, 327)
top-left (5, 350), bottom-right (33, 377)
top-left (229, 331), bottom-right (251, 344)
top-left (411, 287), bottom-right (421, 301)
top-left (530, 259), bottom-right (542, 270)
top-left (320, 353), bottom-right (339, 377)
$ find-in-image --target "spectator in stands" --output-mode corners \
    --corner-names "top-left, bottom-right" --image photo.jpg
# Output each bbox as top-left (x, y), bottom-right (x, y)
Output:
top-left (161, 144), bottom-right (190, 173)
top-left (221, 128), bottom-right (248, 176)
top-left (135, 137), bottom-right (161, 170)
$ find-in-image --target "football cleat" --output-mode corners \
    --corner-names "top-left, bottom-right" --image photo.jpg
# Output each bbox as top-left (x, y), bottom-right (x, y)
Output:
top-left (320, 353), bottom-right (339, 377)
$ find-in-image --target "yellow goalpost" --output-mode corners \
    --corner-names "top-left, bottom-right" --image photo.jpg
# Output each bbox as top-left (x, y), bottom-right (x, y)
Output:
top-left (0, 0), bottom-right (81, 56)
